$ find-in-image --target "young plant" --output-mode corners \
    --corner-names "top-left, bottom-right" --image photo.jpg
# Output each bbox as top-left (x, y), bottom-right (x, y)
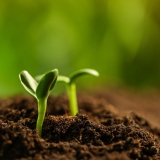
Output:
top-left (58, 69), bottom-right (99, 116)
top-left (19, 69), bottom-right (58, 136)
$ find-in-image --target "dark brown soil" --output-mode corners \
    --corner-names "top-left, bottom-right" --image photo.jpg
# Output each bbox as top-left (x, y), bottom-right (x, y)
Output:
top-left (0, 88), bottom-right (160, 160)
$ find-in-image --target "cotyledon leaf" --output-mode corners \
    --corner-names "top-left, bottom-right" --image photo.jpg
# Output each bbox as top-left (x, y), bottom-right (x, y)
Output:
top-left (19, 70), bottom-right (38, 98)
top-left (36, 69), bottom-right (58, 99)
top-left (57, 75), bottom-right (70, 83)
top-left (69, 68), bottom-right (99, 83)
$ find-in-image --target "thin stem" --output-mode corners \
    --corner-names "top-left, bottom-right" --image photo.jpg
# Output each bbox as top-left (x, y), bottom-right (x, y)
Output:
top-left (36, 98), bottom-right (47, 136)
top-left (67, 83), bottom-right (78, 116)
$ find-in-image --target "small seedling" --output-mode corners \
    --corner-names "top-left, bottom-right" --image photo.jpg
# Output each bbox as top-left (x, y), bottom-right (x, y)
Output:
top-left (19, 69), bottom-right (58, 136)
top-left (57, 69), bottom-right (99, 116)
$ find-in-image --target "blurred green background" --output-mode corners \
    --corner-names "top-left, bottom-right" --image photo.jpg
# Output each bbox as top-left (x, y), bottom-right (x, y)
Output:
top-left (0, 0), bottom-right (160, 96)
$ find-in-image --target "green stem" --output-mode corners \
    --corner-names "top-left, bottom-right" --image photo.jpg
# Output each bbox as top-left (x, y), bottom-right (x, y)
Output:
top-left (67, 83), bottom-right (78, 116)
top-left (36, 98), bottom-right (47, 136)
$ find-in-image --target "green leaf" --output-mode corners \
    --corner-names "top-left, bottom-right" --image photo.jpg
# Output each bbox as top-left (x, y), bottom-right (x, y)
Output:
top-left (35, 75), bottom-right (43, 82)
top-left (69, 68), bottom-right (99, 83)
top-left (19, 70), bottom-right (38, 98)
top-left (57, 75), bottom-right (70, 83)
top-left (36, 69), bottom-right (58, 99)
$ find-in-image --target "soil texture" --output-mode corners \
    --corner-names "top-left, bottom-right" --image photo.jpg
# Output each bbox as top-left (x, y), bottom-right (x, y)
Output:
top-left (0, 88), bottom-right (160, 160)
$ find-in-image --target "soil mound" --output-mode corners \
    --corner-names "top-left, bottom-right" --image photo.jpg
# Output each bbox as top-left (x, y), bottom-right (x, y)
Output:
top-left (0, 90), bottom-right (160, 160)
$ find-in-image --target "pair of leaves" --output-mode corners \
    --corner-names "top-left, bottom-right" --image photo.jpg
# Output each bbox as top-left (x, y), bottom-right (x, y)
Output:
top-left (57, 68), bottom-right (99, 84)
top-left (69, 68), bottom-right (99, 83)
top-left (19, 69), bottom-right (58, 100)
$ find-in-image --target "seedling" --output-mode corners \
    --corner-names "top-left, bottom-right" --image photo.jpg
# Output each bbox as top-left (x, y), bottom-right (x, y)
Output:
top-left (57, 69), bottom-right (99, 116)
top-left (19, 69), bottom-right (58, 136)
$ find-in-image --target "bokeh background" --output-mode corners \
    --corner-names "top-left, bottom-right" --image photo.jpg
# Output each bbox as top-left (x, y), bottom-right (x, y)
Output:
top-left (0, 0), bottom-right (160, 96)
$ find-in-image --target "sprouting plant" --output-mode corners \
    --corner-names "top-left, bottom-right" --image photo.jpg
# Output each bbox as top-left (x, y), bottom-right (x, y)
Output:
top-left (19, 69), bottom-right (58, 136)
top-left (57, 69), bottom-right (99, 116)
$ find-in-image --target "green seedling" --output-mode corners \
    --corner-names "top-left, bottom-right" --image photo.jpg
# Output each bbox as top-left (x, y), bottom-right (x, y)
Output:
top-left (19, 69), bottom-right (58, 136)
top-left (58, 69), bottom-right (99, 116)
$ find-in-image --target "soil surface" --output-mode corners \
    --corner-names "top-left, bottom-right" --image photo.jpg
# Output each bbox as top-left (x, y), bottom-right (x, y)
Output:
top-left (0, 88), bottom-right (160, 160)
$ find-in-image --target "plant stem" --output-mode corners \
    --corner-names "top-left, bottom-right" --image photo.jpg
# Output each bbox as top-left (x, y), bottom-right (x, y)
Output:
top-left (36, 98), bottom-right (47, 136)
top-left (67, 83), bottom-right (78, 116)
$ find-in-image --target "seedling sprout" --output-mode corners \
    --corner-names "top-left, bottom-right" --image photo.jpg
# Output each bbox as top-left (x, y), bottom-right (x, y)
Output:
top-left (19, 69), bottom-right (58, 136)
top-left (58, 69), bottom-right (99, 116)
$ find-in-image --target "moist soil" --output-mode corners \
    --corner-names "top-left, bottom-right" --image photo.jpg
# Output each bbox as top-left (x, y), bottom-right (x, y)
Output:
top-left (0, 88), bottom-right (160, 160)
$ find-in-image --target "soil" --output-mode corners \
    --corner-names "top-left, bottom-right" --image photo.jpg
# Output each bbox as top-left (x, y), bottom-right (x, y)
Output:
top-left (0, 88), bottom-right (160, 160)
